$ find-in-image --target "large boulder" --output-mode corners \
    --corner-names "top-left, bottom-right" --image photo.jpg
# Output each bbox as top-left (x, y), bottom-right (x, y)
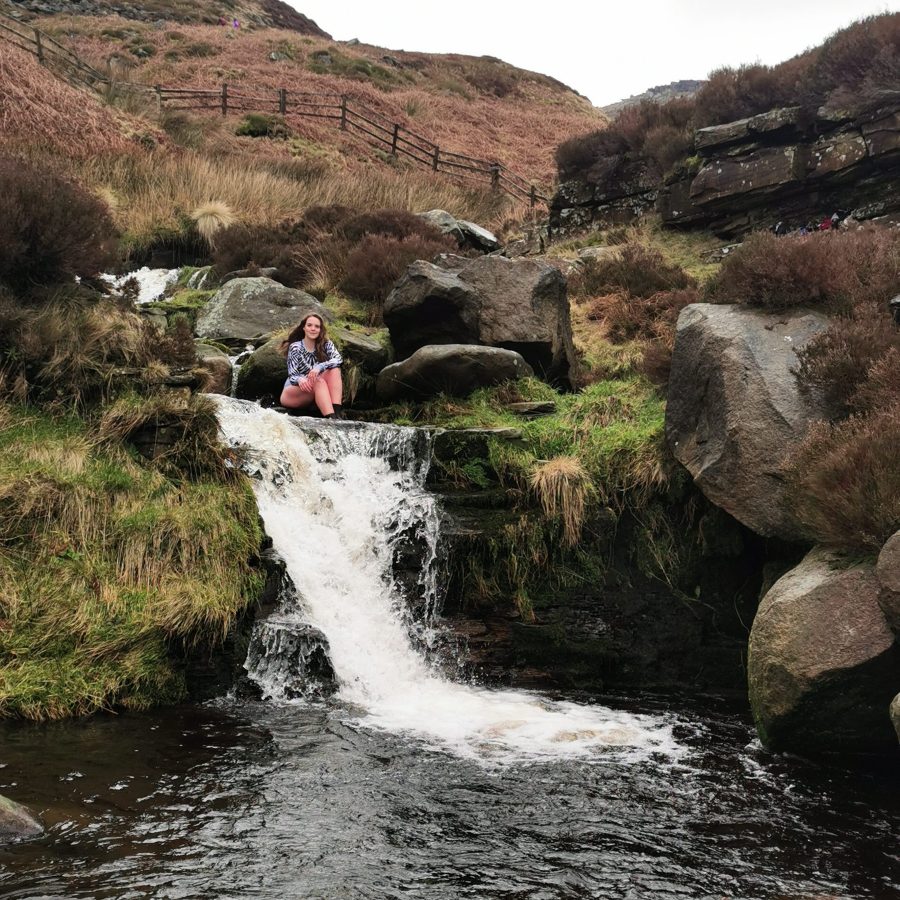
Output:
top-left (235, 328), bottom-right (388, 403)
top-left (665, 303), bottom-right (830, 540)
top-left (195, 278), bottom-right (329, 349)
top-left (384, 256), bottom-right (576, 385)
top-left (876, 530), bottom-right (900, 636)
top-left (376, 344), bottom-right (532, 402)
top-left (748, 547), bottom-right (900, 754)
top-left (0, 794), bottom-right (43, 843)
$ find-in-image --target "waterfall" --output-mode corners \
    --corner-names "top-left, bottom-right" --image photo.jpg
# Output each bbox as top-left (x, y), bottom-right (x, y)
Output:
top-left (215, 398), bottom-right (676, 763)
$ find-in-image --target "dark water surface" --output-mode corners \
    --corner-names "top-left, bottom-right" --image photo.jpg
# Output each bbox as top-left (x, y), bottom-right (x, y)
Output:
top-left (1, 695), bottom-right (898, 900)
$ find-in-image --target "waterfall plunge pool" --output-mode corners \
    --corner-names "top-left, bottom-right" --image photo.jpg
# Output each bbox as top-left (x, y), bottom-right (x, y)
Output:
top-left (1, 401), bottom-right (898, 897)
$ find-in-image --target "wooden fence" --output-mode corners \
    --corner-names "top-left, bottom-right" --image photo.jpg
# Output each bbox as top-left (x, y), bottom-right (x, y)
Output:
top-left (0, 9), bottom-right (550, 206)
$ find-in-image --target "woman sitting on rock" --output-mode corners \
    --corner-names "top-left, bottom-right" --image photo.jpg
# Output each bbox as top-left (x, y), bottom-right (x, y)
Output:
top-left (279, 313), bottom-right (344, 418)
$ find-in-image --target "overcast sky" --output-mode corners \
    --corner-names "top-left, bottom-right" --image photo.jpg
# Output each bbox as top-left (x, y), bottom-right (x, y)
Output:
top-left (287, 1), bottom-right (900, 106)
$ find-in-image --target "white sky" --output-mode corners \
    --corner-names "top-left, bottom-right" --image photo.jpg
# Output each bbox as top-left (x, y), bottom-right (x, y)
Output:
top-left (287, 1), bottom-right (900, 106)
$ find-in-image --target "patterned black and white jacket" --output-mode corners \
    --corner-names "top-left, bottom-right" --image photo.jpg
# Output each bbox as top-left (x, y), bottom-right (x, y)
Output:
top-left (285, 340), bottom-right (343, 387)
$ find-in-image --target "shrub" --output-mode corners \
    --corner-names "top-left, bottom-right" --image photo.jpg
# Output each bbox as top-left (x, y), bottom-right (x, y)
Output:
top-left (849, 347), bottom-right (900, 414)
top-left (236, 114), bottom-right (290, 139)
top-left (0, 156), bottom-right (117, 296)
top-left (693, 64), bottom-right (791, 128)
top-left (340, 233), bottom-right (452, 318)
top-left (571, 242), bottom-right (696, 300)
top-left (705, 229), bottom-right (900, 311)
top-left (795, 307), bottom-right (899, 413)
top-left (337, 209), bottom-right (445, 243)
top-left (211, 222), bottom-right (307, 286)
top-left (590, 287), bottom-right (698, 343)
top-left (784, 402), bottom-right (900, 552)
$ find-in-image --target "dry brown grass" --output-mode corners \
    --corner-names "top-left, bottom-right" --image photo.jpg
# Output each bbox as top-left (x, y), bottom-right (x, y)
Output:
top-left (191, 200), bottom-right (236, 247)
top-left (529, 456), bottom-right (593, 547)
top-left (0, 44), bottom-right (154, 158)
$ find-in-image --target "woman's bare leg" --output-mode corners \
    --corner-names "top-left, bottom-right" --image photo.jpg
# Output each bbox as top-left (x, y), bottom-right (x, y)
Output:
top-left (312, 377), bottom-right (335, 416)
top-left (321, 368), bottom-right (343, 405)
top-left (280, 384), bottom-right (316, 409)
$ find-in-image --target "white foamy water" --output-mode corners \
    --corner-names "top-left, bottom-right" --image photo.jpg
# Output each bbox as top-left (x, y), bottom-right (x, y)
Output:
top-left (101, 266), bottom-right (179, 303)
top-left (216, 398), bottom-right (678, 764)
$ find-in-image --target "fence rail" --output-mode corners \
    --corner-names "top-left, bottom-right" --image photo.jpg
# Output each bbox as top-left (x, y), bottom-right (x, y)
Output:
top-left (0, 8), bottom-right (551, 206)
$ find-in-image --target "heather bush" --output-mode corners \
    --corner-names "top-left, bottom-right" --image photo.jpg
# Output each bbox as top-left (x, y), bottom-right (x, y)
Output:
top-left (590, 288), bottom-right (698, 343)
top-left (849, 348), bottom-right (900, 414)
top-left (693, 64), bottom-right (792, 128)
top-left (795, 308), bottom-right (899, 413)
top-left (571, 243), bottom-right (696, 300)
top-left (705, 229), bottom-right (900, 311)
top-left (0, 156), bottom-right (117, 296)
top-left (337, 209), bottom-right (446, 244)
top-left (784, 403), bottom-right (900, 553)
top-left (340, 233), bottom-right (453, 319)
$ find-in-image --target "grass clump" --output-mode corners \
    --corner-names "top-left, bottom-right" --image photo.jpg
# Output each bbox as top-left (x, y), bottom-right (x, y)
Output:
top-left (0, 401), bottom-right (263, 720)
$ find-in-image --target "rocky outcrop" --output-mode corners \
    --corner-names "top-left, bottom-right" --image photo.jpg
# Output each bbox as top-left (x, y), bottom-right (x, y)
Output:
top-left (376, 345), bottom-right (532, 401)
top-left (876, 530), bottom-right (900, 636)
top-left (665, 303), bottom-right (830, 541)
top-left (417, 210), bottom-right (500, 253)
top-left (747, 548), bottom-right (900, 754)
top-left (383, 256), bottom-right (576, 384)
top-left (892, 694), bottom-right (900, 743)
top-left (0, 794), bottom-right (42, 843)
top-left (553, 100), bottom-right (900, 237)
top-left (195, 278), bottom-right (328, 349)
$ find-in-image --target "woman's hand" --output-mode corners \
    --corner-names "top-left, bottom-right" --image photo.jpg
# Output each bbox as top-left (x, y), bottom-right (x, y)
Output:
top-left (303, 370), bottom-right (318, 390)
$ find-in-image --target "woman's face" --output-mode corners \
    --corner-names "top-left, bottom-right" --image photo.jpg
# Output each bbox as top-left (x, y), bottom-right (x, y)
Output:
top-left (303, 316), bottom-right (322, 341)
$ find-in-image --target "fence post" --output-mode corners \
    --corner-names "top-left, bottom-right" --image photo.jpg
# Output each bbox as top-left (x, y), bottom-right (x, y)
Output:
top-left (432, 147), bottom-right (440, 171)
top-left (390, 123), bottom-right (399, 156)
top-left (339, 95), bottom-right (348, 130)
top-left (279, 88), bottom-right (286, 115)
top-left (155, 84), bottom-right (162, 116)
top-left (221, 83), bottom-right (228, 117)
top-left (530, 185), bottom-right (537, 208)
top-left (34, 29), bottom-right (44, 64)
top-left (490, 163), bottom-right (501, 191)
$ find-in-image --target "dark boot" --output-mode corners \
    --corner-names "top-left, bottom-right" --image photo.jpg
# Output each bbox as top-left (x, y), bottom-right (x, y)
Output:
top-left (333, 404), bottom-right (345, 420)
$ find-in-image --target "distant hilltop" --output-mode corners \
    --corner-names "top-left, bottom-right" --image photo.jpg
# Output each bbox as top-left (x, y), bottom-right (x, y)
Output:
top-left (601, 79), bottom-right (705, 116)
top-left (3, 0), bottom-right (331, 37)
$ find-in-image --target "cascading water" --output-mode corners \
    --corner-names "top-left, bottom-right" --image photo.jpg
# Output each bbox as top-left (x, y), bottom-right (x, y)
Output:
top-left (215, 398), bottom-right (677, 763)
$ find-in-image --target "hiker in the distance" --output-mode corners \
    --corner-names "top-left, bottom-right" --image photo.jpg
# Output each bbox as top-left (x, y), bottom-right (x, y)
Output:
top-left (279, 313), bottom-right (344, 419)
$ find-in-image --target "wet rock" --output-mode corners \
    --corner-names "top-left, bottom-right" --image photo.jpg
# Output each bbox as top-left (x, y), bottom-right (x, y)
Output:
top-left (186, 266), bottom-right (215, 290)
top-left (194, 343), bottom-right (233, 395)
top-left (376, 345), bottom-right (532, 401)
top-left (748, 547), bottom-right (900, 754)
top-left (506, 401), bottom-right (556, 419)
top-left (876, 530), bottom-right (900, 636)
top-left (0, 794), bottom-right (43, 843)
top-left (892, 694), bottom-right (900, 743)
top-left (195, 278), bottom-right (329, 349)
top-left (665, 303), bottom-right (830, 540)
top-left (384, 256), bottom-right (575, 384)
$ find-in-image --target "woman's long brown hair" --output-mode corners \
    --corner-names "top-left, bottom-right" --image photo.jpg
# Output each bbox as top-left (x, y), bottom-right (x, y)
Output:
top-left (280, 313), bottom-right (329, 362)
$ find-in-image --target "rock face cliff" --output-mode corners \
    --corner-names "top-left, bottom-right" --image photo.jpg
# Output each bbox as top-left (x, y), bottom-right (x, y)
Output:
top-left (552, 100), bottom-right (900, 237)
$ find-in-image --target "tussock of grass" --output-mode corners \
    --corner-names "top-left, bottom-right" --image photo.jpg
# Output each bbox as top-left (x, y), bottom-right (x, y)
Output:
top-left (0, 401), bottom-right (263, 720)
top-left (192, 200), bottom-right (235, 248)
top-left (530, 456), bottom-right (593, 547)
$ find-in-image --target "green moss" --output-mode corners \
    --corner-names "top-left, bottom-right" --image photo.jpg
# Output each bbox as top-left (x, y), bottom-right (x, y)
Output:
top-left (0, 402), bottom-right (263, 721)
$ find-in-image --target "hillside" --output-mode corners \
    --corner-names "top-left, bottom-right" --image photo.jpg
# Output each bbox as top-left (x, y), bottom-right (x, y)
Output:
top-left (600, 79), bottom-right (704, 117)
top-left (14, 7), bottom-right (603, 186)
top-left (5, 0), bottom-right (330, 35)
